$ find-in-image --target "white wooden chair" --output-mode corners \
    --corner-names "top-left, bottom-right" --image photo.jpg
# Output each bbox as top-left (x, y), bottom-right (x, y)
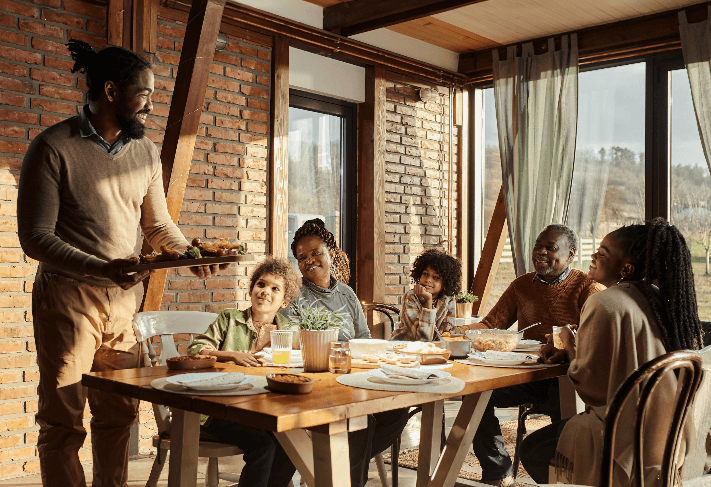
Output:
top-left (133, 310), bottom-right (243, 487)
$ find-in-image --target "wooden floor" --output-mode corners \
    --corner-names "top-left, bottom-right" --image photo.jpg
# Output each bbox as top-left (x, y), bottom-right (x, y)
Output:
top-left (0, 402), bottom-right (519, 486)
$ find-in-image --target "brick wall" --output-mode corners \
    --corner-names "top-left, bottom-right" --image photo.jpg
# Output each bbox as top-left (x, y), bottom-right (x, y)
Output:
top-left (384, 82), bottom-right (459, 308)
top-left (0, 0), bottom-right (271, 474)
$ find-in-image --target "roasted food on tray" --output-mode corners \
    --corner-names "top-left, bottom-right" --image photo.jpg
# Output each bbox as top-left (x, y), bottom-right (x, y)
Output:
top-left (167, 354), bottom-right (213, 362)
top-left (139, 238), bottom-right (245, 264)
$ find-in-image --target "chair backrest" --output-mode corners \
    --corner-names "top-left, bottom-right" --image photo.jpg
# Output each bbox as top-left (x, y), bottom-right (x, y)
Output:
top-left (133, 311), bottom-right (219, 366)
top-left (600, 351), bottom-right (704, 487)
top-left (680, 345), bottom-right (711, 480)
top-left (361, 302), bottom-right (401, 338)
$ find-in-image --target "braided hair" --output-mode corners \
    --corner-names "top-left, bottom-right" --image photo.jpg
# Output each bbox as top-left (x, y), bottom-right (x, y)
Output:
top-left (67, 40), bottom-right (152, 102)
top-left (410, 249), bottom-right (462, 297)
top-left (610, 218), bottom-right (703, 351)
top-left (291, 219), bottom-right (350, 284)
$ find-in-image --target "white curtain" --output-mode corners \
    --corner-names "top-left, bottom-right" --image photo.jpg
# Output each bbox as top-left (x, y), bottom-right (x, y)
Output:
top-left (679, 7), bottom-right (711, 175)
top-left (493, 35), bottom-right (579, 276)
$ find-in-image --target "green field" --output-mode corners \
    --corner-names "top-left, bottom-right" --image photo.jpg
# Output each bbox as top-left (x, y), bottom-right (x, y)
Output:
top-left (483, 241), bottom-right (711, 321)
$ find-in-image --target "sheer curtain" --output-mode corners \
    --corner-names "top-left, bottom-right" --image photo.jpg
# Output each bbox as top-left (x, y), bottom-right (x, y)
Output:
top-left (679, 7), bottom-right (711, 174)
top-left (493, 35), bottom-right (579, 276)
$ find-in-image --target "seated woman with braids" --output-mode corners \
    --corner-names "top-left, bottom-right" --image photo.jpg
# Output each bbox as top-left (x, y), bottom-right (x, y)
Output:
top-left (520, 219), bottom-right (703, 487)
top-left (391, 248), bottom-right (461, 341)
top-left (284, 218), bottom-right (370, 341)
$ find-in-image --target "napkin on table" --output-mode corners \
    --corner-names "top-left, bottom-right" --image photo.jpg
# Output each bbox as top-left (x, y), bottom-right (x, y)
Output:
top-left (174, 372), bottom-right (246, 388)
top-left (380, 364), bottom-right (438, 380)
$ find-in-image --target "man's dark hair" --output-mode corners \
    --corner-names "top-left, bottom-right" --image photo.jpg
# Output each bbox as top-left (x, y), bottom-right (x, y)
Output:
top-left (542, 224), bottom-right (578, 253)
top-left (67, 40), bottom-right (152, 102)
top-left (410, 249), bottom-right (462, 298)
top-left (611, 218), bottom-right (703, 351)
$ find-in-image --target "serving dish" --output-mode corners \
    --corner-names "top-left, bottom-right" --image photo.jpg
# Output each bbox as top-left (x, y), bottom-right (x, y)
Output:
top-left (348, 338), bottom-right (389, 359)
top-left (166, 355), bottom-right (217, 370)
top-left (123, 254), bottom-right (254, 273)
top-left (465, 329), bottom-right (521, 353)
top-left (266, 373), bottom-right (314, 394)
top-left (439, 337), bottom-right (472, 358)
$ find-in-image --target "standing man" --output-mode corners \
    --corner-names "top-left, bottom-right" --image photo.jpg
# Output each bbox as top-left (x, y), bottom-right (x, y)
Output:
top-left (18, 40), bottom-right (220, 486)
top-left (460, 224), bottom-right (605, 487)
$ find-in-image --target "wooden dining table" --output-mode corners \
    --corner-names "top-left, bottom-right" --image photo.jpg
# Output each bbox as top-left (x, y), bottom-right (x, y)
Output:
top-left (82, 361), bottom-right (570, 487)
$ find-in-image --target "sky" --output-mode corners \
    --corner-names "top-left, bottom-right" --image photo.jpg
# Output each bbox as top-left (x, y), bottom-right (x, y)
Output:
top-left (483, 62), bottom-right (708, 171)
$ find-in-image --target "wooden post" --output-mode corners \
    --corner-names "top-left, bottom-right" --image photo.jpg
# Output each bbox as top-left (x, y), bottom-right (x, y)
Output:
top-left (269, 37), bottom-right (289, 258)
top-left (456, 88), bottom-right (469, 288)
top-left (470, 187), bottom-right (507, 315)
top-left (141, 0), bottom-right (227, 312)
top-left (357, 66), bottom-right (387, 313)
top-left (106, 0), bottom-right (124, 47)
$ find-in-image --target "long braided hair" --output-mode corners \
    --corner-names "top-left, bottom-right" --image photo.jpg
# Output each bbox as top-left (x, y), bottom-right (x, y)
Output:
top-left (291, 219), bottom-right (351, 284)
top-left (66, 40), bottom-right (151, 102)
top-left (610, 218), bottom-right (702, 351)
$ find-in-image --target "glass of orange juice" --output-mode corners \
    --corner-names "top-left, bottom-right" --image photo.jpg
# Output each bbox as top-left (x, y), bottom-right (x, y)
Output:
top-left (270, 330), bottom-right (293, 367)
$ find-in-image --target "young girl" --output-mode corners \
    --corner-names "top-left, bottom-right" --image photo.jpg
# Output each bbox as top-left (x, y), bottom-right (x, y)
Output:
top-left (187, 256), bottom-right (301, 487)
top-left (391, 248), bottom-right (462, 341)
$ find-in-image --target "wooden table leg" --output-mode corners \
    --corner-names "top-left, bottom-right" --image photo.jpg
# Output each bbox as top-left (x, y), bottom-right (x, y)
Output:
top-left (558, 375), bottom-right (584, 419)
top-left (310, 419), bottom-right (351, 487)
top-left (416, 400), bottom-right (445, 487)
top-left (276, 429), bottom-right (316, 487)
top-left (167, 409), bottom-right (201, 487)
top-left (425, 390), bottom-right (492, 487)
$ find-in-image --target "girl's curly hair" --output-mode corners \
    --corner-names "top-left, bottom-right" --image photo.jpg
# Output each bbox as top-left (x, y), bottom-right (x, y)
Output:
top-left (249, 257), bottom-right (302, 303)
top-left (291, 218), bottom-right (350, 284)
top-left (410, 249), bottom-right (462, 297)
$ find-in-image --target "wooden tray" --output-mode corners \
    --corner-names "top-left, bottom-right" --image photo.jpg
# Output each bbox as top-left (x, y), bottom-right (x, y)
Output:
top-left (123, 254), bottom-right (254, 272)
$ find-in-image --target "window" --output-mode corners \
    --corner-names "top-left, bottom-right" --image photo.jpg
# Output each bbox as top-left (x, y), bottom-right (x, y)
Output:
top-left (287, 90), bottom-right (356, 285)
top-left (669, 68), bottom-right (711, 320)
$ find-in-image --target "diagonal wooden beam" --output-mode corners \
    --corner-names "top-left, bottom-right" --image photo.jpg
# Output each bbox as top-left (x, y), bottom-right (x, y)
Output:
top-left (324, 0), bottom-right (490, 37)
top-left (470, 186), bottom-right (507, 315)
top-left (141, 0), bottom-right (226, 312)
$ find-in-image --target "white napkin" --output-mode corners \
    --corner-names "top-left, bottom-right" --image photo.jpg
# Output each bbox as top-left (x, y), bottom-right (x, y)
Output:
top-left (484, 351), bottom-right (537, 361)
top-left (380, 364), bottom-right (438, 380)
top-left (174, 372), bottom-right (245, 387)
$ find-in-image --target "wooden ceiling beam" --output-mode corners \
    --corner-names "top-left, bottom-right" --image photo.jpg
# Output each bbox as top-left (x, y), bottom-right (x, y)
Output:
top-left (323, 0), bottom-right (489, 37)
top-left (459, 2), bottom-right (709, 81)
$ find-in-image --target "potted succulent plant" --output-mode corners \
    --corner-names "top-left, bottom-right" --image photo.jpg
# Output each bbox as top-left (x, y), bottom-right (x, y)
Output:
top-left (455, 291), bottom-right (479, 318)
top-left (289, 298), bottom-right (347, 372)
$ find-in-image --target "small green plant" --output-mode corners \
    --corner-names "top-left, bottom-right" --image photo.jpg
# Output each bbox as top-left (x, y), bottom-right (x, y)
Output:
top-left (289, 298), bottom-right (347, 331)
top-left (456, 292), bottom-right (479, 304)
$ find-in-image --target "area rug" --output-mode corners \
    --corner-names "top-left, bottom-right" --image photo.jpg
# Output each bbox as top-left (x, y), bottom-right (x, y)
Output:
top-left (382, 416), bottom-right (551, 486)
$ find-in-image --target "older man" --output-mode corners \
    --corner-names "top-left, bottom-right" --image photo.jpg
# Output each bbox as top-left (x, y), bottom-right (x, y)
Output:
top-left (461, 224), bottom-right (605, 487)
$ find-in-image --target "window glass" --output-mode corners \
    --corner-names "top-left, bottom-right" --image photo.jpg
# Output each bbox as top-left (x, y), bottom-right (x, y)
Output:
top-left (287, 107), bottom-right (344, 266)
top-left (669, 69), bottom-right (711, 320)
top-left (568, 63), bottom-right (646, 271)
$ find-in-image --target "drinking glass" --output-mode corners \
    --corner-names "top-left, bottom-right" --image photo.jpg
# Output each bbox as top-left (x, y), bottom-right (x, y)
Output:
top-left (552, 326), bottom-right (565, 350)
top-left (328, 341), bottom-right (351, 374)
top-left (270, 330), bottom-right (293, 367)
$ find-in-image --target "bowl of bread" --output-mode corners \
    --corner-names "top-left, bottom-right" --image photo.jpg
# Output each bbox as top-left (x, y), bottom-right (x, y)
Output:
top-left (465, 329), bottom-right (520, 353)
top-left (166, 354), bottom-right (217, 370)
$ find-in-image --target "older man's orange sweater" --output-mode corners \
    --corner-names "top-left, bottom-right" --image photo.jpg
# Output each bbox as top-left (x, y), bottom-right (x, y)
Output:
top-left (467, 269), bottom-right (605, 342)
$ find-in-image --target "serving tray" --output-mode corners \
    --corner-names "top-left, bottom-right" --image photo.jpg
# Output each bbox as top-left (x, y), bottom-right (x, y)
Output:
top-left (123, 254), bottom-right (254, 272)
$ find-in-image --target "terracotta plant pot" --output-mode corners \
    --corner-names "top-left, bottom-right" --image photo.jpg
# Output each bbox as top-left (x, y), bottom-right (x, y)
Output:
top-left (456, 302), bottom-right (473, 318)
top-left (299, 329), bottom-right (339, 372)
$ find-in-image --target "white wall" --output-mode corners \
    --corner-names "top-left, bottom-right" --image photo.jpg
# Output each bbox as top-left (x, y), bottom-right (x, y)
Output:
top-left (230, 0), bottom-right (459, 72)
top-left (289, 48), bottom-right (365, 103)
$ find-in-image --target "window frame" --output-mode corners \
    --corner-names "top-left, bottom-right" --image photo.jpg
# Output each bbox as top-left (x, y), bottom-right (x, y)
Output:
top-left (288, 89), bottom-right (358, 287)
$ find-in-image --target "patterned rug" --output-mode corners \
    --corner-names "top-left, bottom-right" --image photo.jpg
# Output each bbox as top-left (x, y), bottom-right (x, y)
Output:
top-left (382, 416), bottom-right (551, 486)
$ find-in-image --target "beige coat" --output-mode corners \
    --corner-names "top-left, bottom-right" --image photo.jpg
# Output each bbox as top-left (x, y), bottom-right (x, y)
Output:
top-left (556, 283), bottom-right (692, 487)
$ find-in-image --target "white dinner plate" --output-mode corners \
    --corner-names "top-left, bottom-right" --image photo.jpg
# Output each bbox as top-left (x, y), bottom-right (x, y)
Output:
top-left (515, 340), bottom-right (544, 352)
top-left (368, 368), bottom-right (451, 385)
top-left (467, 353), bottom-right (538, 366)
top-left (165, 373), bottom-right (255, 391)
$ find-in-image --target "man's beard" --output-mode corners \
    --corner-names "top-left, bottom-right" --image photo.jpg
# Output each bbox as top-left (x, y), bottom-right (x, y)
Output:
top-left (116, 111), bottom-right (147, 139)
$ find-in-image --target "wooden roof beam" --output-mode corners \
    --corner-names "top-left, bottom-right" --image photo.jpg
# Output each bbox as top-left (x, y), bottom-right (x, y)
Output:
top-left (323, 0), bottom-right (490, 37)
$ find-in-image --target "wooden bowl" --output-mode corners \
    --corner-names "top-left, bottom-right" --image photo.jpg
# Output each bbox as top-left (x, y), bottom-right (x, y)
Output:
top-left (166, 355), bottom-right (217, 370)
top-left (266, 373), bottom-right (314, 394)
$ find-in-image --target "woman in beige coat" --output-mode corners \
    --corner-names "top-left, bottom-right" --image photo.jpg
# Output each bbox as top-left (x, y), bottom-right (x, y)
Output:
top-left (520, 219), bottom-right (704, 487)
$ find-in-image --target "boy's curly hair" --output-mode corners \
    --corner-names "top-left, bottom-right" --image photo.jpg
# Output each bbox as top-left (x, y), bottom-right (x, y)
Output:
top-left (410, 249), bottom-right (462, 297)
top-left (249, 257), bottom-right (302, 302)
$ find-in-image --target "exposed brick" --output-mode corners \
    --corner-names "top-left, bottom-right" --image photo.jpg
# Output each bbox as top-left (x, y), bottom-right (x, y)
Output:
top-left (0, 60), bottom-right (25, 77)
top-left (225, 42), bottom-right (256, 57)
top-left (0, 45), bottom-right (40, 65)
top-left (19, 18), bottom-right (62, 37)
top-left (241, 58), bottom-right (268, 73)
top-left (214, 142), bottom-right (245, 155)
top-left (224, 66), bottom-right (253, 83)
top-left (208, 76), bottom-right (240, 92)
top-left (241, 84), bottom-right (268, 99)
top-left (44, 55), bottom-right (74, 72)
top-left (241, 110), bottom-right (268, 123)
top-left (0, 0), bottom-right (38, 17)
top-left (30, 68), bottom-right (73, 86)
top-left (0, 125), bottom-right (24, 138)
top-left (256, 75), bottom-right (270, 86)
top-left (0, 386), bottom-right (34, 401)
top-left (63, 0), bottom-right (104, 19)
